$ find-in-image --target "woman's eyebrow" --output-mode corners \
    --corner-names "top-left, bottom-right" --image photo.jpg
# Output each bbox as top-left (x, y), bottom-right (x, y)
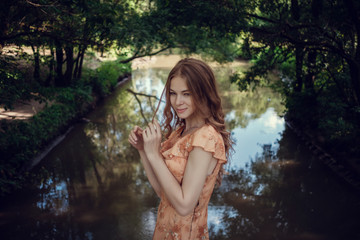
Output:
top-left (170, 89), bottom-right (190, 93)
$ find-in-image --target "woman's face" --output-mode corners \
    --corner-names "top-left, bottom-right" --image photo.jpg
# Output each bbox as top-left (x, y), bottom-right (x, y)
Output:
top-left (169, 76), bottom-right (196, 120)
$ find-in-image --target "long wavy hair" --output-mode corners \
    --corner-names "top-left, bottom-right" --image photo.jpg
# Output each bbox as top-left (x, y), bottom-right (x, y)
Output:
top-left (154, 58), bottom-right (233, 185)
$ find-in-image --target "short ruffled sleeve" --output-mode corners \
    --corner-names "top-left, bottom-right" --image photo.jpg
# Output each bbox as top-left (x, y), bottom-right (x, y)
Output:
top-left (188, 125), bottom-right (227, 164)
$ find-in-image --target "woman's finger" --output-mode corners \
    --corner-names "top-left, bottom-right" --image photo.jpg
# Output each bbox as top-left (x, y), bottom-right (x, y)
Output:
top-left (129, 130), bottom-right (137, 142)
top-left (147, 124), bottom-right (154, 135)
top-left (153, 120), bottom-right (160, 130)
top-left (133, 126), bottom-right (142, 135)
top-left (136, 128), bottom-right (143, 135)
top-left (152, 121), bottom-right (157, 131)
top-left (152, 120), bottom-right (158, 134)
top-left (154, 120), bottom-right (161, 137)
top-left (134, 125), bottom-right (142, 131)
top-left (128, 137), bottom-right (135, 145)
top-left (143, 128), bottom-right (149, 138)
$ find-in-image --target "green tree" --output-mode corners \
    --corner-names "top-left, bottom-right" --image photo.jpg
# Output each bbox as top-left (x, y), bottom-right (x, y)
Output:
top-left (149, 0), bottom-right (360, 158)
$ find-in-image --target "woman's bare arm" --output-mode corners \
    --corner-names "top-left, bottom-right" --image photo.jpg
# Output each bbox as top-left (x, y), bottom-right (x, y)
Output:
top-left (128, 126), bottom-right (162, 198)
top-left (143, 121), bottom-right (217, 216)
top-left (138, 150), bottom-right (162, 198)
top-left (149, 148), bottom-right (216, 216)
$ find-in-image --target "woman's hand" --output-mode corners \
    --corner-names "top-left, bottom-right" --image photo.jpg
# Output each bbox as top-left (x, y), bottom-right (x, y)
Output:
top-left (143, 120), bottom-right (162, 160)
top-left (128, 126), bottom-right (144, 151)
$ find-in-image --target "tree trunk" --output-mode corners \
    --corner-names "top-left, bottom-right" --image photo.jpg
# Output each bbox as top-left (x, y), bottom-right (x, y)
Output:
top-left (294, 45), bottom-right (303, 92)
top-left (55, 42), bottom-right (64, 87)
top-left (64, 45), bottom-right (74, 86)
top-left (73, 46), bottom-right (81, 79)
top-left (304, 50), bottom-right (316, 90)
top-left (291, 0), bottom-right (300, 21)
top-left (77, 46), bottom-right (86, 79)
top-left (0, 1), bottom-right (11, 47)
top-left (31, 44), bottom-right (40, 82)
top-left (347, 60), bottom-right (360, 106)
top-left (46, 46), bottom-right (55, 86)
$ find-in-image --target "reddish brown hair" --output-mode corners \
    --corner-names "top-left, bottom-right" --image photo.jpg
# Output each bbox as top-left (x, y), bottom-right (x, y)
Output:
top-left (155, 58), bottom-right (233, 184)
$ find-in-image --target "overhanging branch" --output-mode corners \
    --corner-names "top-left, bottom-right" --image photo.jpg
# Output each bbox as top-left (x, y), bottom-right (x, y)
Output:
top-left (120, 46), bottom-right (172, 63)
top-left (126, 89), bottom-right (165, 124)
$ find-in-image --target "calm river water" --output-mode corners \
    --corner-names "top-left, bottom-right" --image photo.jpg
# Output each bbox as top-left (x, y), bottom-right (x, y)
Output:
top-left (1, 56), bottom-right (360, 240)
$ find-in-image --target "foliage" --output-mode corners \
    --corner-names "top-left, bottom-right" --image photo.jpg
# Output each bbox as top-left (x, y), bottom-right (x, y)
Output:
top-left (0, 103), bottom-right (75, 195)
top-left (0, 0), bottom-right (242, 106)
top-left (0, 57), bottom-right (35, 109)
top-left (1, 0), bottom-right (360, 192)
top-left (1, 0), bottom-right (147, 90)
top-left (89, 60), bottom-right (131, 97)
top-left (147, 0), bottom-right (360, 160)
top-left (0, 58), bottom-right (130, 195)
top-left (206, 0), bottom-right (360, 159)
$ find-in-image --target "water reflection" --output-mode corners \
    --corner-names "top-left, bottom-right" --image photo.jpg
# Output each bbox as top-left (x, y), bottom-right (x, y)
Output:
top-left (1, 60), bottom-right (359, 240)
top-left (209, 127), bottom-right (360, 240)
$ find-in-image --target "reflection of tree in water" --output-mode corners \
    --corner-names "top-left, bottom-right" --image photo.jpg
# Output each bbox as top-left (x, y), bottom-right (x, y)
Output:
top-left (85, 84), bottom-right (147, 164)
top-left (3, 83), bottom-right (161, 240)
top-left (214, 67), bottom-right (284, 130)
top-left (5, 65), bottom-right (360, 240)
top-left (209, 127), bottom-right (360, 240)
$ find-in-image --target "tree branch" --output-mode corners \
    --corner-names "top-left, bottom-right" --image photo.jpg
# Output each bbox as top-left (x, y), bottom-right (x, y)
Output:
top-left (249, 26), bottom-right (351, 61)
top-left (127, 89), bottom-right (149, 124)
top-left (126, 89), bottom-right (163, 102)
top-left (25, 0), bottom-right (58, 7)
top-left (344, 0), bottom-right (360, 60)
top-left (126, 89), bottom-right (166, 124)
top-left (119, 46), bottom-right (172, 63)
top-left (245, 13), bottom-right (279, 24)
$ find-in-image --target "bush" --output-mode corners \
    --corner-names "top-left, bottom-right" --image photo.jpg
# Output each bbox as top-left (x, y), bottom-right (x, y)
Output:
top-left (0, 58), bottom-right (34, 110)
top-left (317, 89), bottom-right (360, 157)
top-left (89, 60), bottom-right (131, 97)
top-left (285, 84), bottom-right (360, 160)
top-left (285, 90), bottom-right (318, 129)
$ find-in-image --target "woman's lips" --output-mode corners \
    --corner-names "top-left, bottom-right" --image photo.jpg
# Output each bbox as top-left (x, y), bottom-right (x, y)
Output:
top-left (177, 108), bottom-right (186, 114)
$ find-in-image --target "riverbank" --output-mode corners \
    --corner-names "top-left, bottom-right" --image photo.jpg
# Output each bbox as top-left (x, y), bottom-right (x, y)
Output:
top-left (0, 60), bottom-right (131, 196)
top-left (285, 116), bottom-right (360, 191)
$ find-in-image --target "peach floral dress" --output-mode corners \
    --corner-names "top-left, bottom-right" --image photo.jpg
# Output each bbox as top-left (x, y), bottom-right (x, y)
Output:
top-left (153, 124), bottom-right (227, 240)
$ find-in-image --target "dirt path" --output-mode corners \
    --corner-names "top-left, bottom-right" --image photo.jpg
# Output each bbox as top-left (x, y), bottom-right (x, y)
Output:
top-left (0, 99), bottom-right (47, 121)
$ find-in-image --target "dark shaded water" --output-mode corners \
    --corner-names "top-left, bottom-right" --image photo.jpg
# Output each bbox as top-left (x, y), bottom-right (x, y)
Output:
top-left (1, 58), bottom-right (359, 240)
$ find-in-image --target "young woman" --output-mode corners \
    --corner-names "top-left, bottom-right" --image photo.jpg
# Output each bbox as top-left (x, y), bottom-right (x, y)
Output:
top-left (128, 58), bottom-right (232, 240)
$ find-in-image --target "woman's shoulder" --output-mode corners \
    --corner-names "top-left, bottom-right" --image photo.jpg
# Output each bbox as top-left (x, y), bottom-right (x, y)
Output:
top-left (202, 124), bottom-right (218, 133)
top-left (194, 124), bottom-right (222, 140)
top-left (190, 124), bottom-right (224, 148)
top-left (189, 124), bottom-right (226, 162)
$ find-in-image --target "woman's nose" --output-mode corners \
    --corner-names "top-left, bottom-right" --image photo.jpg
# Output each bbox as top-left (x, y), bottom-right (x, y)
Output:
top-left (175, 95), bottom-right (183, 105)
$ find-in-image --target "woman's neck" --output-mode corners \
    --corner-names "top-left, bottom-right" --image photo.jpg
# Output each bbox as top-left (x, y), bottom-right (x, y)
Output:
top-left (181, 122), bottom-right (205, 137)
top-left (184, 118), bottom-right (205, 131)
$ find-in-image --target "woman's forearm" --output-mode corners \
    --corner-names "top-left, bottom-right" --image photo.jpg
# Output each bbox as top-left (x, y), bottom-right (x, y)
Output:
top-left (141, 121), bottom-right (212, 216)
top-left (139, 150), bottom-right (162, 198)
top-left (146, 148), bottom-right (214, 216)
top-left (146, 153), bottom-right (187, 213)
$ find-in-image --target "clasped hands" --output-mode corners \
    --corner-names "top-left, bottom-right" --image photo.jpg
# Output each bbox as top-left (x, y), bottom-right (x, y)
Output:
top-left (128, 120), bottom-right (162, 159)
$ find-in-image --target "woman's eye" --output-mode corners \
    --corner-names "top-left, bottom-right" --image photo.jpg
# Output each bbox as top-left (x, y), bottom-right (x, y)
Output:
top-left (184, 93), bottom-right (191, 96)
top-left (170, 92), bottom-right (175, 95)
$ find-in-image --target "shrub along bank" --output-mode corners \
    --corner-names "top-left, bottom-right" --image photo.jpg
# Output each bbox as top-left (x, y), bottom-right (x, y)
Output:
top-left (0, 60), bottom-right (131, 196)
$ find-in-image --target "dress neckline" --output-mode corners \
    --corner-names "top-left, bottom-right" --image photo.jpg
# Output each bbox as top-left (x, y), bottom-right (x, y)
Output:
top-left (178, 124), bottom-right (207, 138)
